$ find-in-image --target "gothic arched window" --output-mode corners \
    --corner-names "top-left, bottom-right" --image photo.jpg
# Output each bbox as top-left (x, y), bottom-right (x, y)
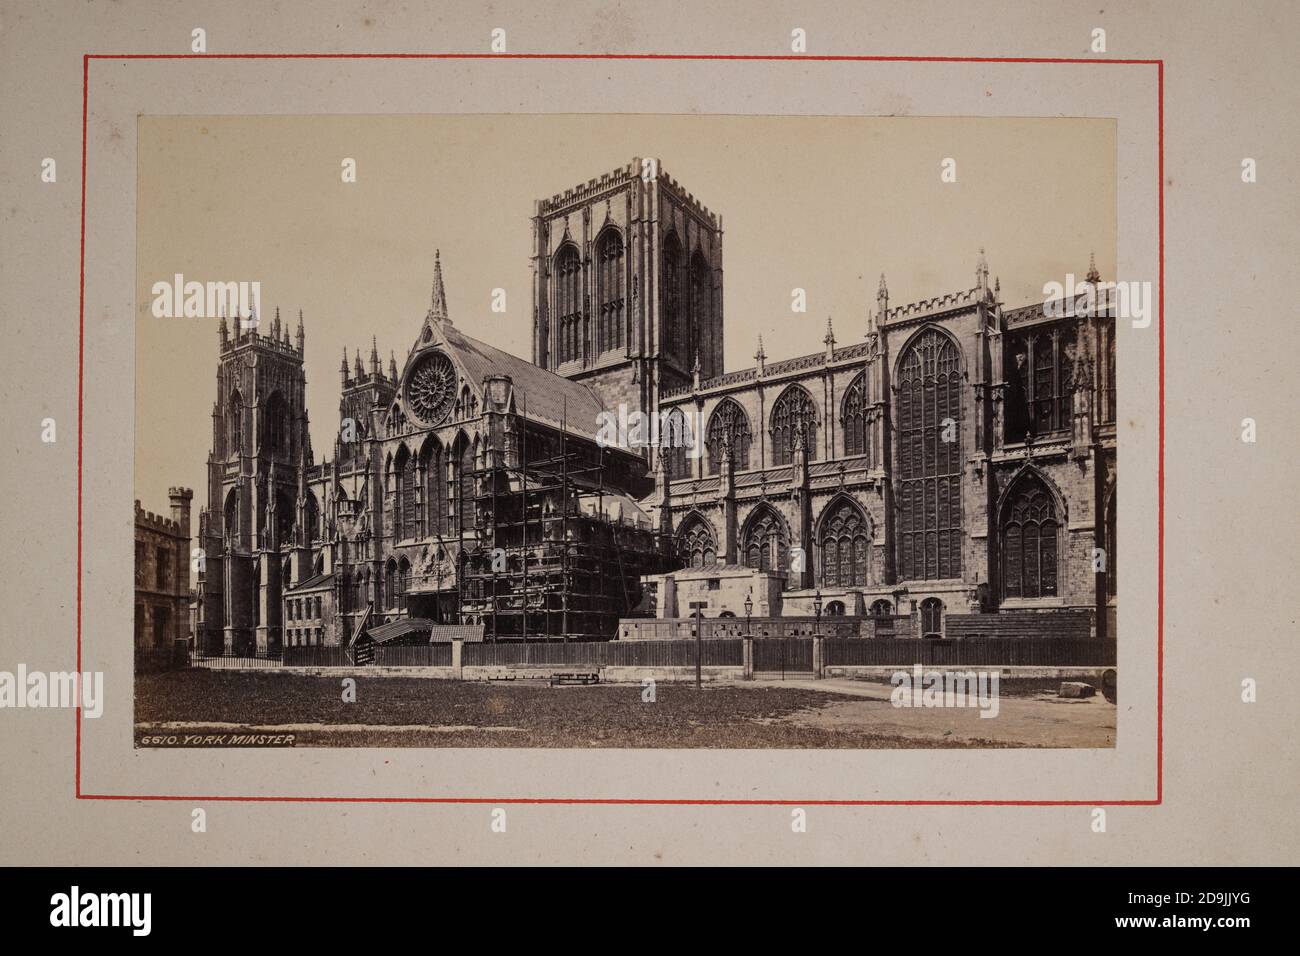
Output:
top-left (690, 250), bottom-right (711, 365)
top-left (397, 449), bottom-right (418, 541)
top-left (1001, 474), bottom-right (1060, 599)
top-left (223, 489), bottom-right (239, 543)
top-left (554, 244), bottom-right (583, 365)
top-left (596, 228), bottom-right (625, 354)
top-left (455, 435), bottom-right (476, 532)
top-left (770, 385), bottom-right (818, 467)
top-left (818, 499), bottom-right (871, 588)
top-left (227, 390), bottom-right (243, 454)
top-left (663, 234), bottom-right (683, 357)
top-left (920, 597), bottom-right (944, 637)
top-left (870, 599), bottom-right (893, 618)
top-left (677, 515), bottom-right (718, 569)
top-left (897, 329), bottom-right (963, 580)
top-left (705, 399), bottom-right (752, 475)
top-left (384, 559), bottom-right (397, 610)
top-left (661, 407), bottom-right (694, 480)
top-left (397, 557), bottom-right (410, 612)
top-left (842, 372), bottom-right (870, 458)
top-left (421, 439), bottom-right (445, 538)
top-left (742, 507), bottom-right (789, 576)
top-left (264, 392), bottom-right (287, 455)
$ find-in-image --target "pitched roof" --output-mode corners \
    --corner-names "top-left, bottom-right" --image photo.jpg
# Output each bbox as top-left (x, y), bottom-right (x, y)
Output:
top-left (440, 323), bottom-right (609, 441)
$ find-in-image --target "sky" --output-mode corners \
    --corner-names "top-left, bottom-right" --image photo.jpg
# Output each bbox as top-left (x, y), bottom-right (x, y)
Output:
top-left (135, 113), bottom-right (1115, 519)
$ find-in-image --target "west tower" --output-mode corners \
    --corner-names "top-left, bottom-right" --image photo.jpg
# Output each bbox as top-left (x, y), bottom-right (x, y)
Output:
top-left (531, 158), bottom-right (724, 437)
top-left (196, 309), bottom-right (315, 655)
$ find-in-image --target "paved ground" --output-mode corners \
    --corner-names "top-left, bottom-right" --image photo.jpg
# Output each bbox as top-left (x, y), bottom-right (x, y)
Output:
top-left (135, 670), bottom-right (1114, 749)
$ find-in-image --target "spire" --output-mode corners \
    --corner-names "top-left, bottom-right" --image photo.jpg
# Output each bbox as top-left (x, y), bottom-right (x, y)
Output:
top-left (218, 311), bottom-right (229, 349)
top-left (354, 348), bottom-right (364, 380)
top-left (692, 351), bottom-right (701, 389)
top-left (1086, 251), bottom-right (1100, 284)
top-left (296, 308), bottom-right (305, 351)
top-left (389, 350), bottom-right (398, 382)
top-left (976, 247), bottom-right (989, 291)
top-left (340, 347), bottom-right (349, 384)
top-left (369, 336), bottom-right (379, 376)
top-left (754, 333), bottom-right (767, 375)
top-left (429, 249), bottom-right (450, 324)
top-left (272, 307), bottom-right (281, 340)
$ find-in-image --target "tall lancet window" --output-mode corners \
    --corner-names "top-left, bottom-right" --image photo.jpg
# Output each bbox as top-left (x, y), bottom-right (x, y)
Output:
top-left (227, 390), bottom-right (243, 454)
top-left (663, 234), bottom-right (683, 358)
top-left (690, 250), bottom-right (711, 367)
top-left (897, 329), bottom-right (963, 580)
top-left (596, 228), bottom-right (625, 354)
top-left (770, 385), bottom-right (818, 466)
top-left (842, 372), bottom-right (870, 458)
top-left (554, 244), bottom-right (582, 365)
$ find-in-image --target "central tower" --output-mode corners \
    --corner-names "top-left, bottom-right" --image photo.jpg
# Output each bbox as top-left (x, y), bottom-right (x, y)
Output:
top-left (531, 157), bottom-right (724, 435)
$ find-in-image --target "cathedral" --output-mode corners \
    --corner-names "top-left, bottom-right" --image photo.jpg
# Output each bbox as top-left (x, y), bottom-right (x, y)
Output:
top-left (193, 157), bottom-right (1117, 654)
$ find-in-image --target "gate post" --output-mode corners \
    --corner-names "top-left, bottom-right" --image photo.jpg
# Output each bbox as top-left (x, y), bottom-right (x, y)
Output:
top-left (452, 638), bottom-right (464, 680)
top-left (812, 634), bottom-right (824, 680)
top-left (743, 636), bottom-right (754, 680)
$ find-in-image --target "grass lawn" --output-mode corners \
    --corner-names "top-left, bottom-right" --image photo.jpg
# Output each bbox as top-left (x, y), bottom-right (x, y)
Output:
top-left (135, 670), bottom-right (1020, 749)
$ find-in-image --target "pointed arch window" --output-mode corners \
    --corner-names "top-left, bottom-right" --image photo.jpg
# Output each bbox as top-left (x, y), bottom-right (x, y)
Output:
top-left (842, 372), bottom-right (870, 459)
top-left (770, 386), bottom-right (818, 466)
top-left (384, 560), bottom-right (397, 610)
top-left (397, 450), bottom-right (418, 541)
top-left (677, 516), bottom-right (718, 569)
top-left (742, 508), bottom-right (789, 576)
top-left (818, 499), bottom-right (871, 588)
top-left (705, 400), bottom-right (752, 475)
top-left (227, 390), bottom-right (243, 454)
top-left (596, 228), bottom-right (625, 354)
top-left (554, 244), bottom-right (583, 365)
top-left (661, 407), bottom-right (694, 480)
top-left (1001, 475), bottom-right (1060, 599)
top-left (421, 440), bottom-right (446, 538)
top-left (663, 234), bottom-right (683, 357)
top-left (689, 250), bottom-right (711, 367)
top-left (455, 437), bottom-right (476, 532)
top-left (264, 392), bottom-right (288, 455)
top-left (397, 557), bottom-right (411, 612)
top-left (920, 597), bottom-right (944, 637)
top-left (897, 329), bottom-right (963, 580)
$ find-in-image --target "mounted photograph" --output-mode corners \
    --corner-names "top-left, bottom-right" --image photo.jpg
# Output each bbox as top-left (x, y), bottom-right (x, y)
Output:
top-left (133, 113), bottom-right (1120, 749)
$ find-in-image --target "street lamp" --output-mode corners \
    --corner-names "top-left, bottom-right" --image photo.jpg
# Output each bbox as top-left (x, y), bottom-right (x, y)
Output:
top-left (744, 593), bottom-right (753, 637)
top-left (813, 588), bottom-right (823, 638)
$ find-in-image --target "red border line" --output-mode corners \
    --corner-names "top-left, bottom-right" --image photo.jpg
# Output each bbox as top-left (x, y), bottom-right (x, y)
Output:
top-left (79, 52), bottom-right (1164, 807)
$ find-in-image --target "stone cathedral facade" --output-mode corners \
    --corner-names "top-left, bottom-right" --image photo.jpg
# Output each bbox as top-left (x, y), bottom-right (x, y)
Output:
top-left (192, 157), bottom-right (1117, 653)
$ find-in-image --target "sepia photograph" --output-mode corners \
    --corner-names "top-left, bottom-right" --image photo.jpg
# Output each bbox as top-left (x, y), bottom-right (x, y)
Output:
top-left (133, 114), bottom-right (1120, 749)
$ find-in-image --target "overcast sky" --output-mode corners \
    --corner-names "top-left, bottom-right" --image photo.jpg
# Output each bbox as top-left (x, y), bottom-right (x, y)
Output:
top-left (136, 113), bottom-right (1115, 519)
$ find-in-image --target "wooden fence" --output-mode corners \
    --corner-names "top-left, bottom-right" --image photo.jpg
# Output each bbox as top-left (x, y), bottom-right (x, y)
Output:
top-left (823, 637), bottom-right (1116, 667)
top-left (464, 640), bottom-right (744, 668)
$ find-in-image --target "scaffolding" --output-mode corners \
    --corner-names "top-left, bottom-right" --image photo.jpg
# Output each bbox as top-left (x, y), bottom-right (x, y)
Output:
top-left (459, 444), bottom-right (671, 642)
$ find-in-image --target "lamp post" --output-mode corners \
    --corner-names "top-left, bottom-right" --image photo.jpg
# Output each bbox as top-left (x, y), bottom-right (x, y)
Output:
top-left (744, 593), bottom-right (753, 637)
top-left (813, 588), bottom-right (823, 638)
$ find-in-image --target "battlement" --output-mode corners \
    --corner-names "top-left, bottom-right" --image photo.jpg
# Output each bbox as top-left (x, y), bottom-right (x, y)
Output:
top-left (536, 158), bottom-right (721, 228)
top-left (135, 500), bottom-right (184, 536)
top-left (885, 287), bottom-right (983, 323)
